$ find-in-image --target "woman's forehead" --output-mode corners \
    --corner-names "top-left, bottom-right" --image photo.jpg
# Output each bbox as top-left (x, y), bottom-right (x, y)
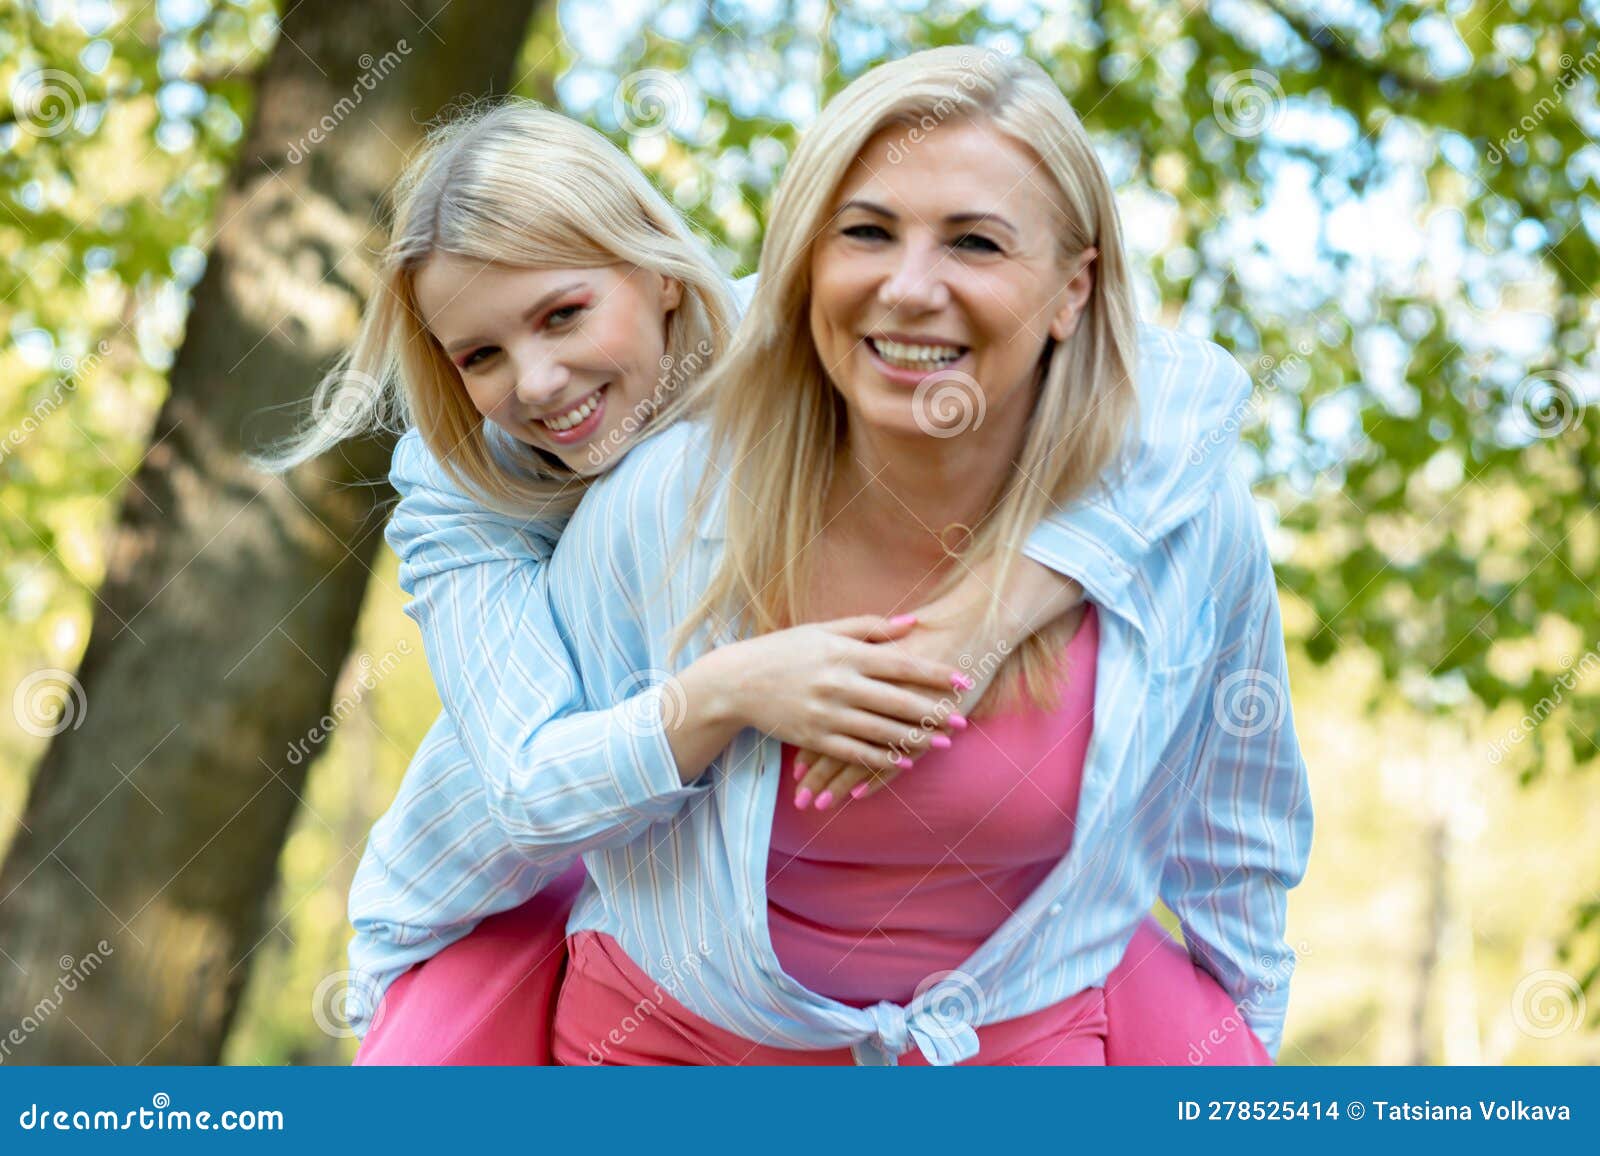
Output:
top-left (833, 118), bottom-right (1064, 227)
top-left (414, 258), bottom-right (606, 337)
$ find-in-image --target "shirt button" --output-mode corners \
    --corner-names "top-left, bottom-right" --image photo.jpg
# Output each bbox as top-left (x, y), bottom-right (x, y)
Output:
top-left (1047, 902), bottom-right (1064, 917)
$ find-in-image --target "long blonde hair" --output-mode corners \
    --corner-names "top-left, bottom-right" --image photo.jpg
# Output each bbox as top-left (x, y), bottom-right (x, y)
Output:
top-left (257, 98), bottom-right (735, 519)
top-left (678, 47), bottom-right (1140, 712)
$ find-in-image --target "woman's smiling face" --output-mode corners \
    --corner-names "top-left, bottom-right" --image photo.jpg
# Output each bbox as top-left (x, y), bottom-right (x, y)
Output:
top-left (414, 255), bottom-right (682, 475)
top-left (808, 116), bottom-right (1094, 444)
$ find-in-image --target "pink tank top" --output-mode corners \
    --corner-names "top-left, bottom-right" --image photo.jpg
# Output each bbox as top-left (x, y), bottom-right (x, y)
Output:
top-left (766, 603), bottom-right (1100, 1007)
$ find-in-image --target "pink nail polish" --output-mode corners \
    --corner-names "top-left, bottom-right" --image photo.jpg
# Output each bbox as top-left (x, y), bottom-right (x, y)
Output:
top-left (794, 788), bottom-right (813, 809)
top-left (792, 762), bottom-right (808, 782)
top-left (850, 782), bottom-right (871, 800)
top-left (951, 672), bottom-right (975, 690)
top-left (815, 790), bottom-right (834, 811)
top-left (890, 613), bottom-right (917, 627)
top-left (947, 713), bottom-right (968, 730)
top-left (930, 734), bottom-right (952, 750)
top-left (895, 755), bottom-right (914, 771)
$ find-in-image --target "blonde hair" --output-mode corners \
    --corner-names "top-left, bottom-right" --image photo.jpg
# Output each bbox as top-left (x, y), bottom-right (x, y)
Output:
top-left (677, 47), bottom-right (1140, 713)
top-left (257, 98), bottom-right (735, 519)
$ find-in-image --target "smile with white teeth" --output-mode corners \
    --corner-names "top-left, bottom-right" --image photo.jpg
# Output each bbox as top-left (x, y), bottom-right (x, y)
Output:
top-left (539, 387), bottom-right (603, 432)
top-left (867, 336), bottom-right (967, 370)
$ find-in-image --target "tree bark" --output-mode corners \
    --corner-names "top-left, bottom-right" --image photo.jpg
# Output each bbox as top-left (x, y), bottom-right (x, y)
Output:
top-left (0, 0), bottom-right (543, 1063)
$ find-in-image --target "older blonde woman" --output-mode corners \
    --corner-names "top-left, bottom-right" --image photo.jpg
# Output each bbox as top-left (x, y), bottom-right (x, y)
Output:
top-left (530, 46), bottom-right (1311, 1066)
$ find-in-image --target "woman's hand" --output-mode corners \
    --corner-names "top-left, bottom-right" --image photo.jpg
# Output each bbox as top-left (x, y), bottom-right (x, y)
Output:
top-left (666, 613), bottom-right (969, 785)
top-left (789, 611), bottom-right (992, 810)
top-left (791, 560), bottom-right (1087, 810)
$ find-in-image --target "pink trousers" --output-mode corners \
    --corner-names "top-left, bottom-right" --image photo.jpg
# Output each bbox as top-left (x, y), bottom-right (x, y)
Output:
top-left (353, 863), bottom-right (1270, 1066)
top-left (551, 928), bottom-right (1112, 1065)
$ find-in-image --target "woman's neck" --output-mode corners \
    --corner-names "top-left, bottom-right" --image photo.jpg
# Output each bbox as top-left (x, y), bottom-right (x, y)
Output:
top-left (828, 418), bottom-right (1020, 573)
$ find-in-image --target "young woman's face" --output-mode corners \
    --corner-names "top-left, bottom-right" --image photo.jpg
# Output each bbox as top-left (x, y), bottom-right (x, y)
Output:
top-left (808, 116), bottom-right (1094, 445)
top-left (414, 255), bottom-right (682, 475)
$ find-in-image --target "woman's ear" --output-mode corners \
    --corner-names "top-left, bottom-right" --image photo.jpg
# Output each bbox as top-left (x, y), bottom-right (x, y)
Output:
top-left (1048, 246), bottom-right (1098, 342)
top-left (661, 274), bottom-right (684, 313)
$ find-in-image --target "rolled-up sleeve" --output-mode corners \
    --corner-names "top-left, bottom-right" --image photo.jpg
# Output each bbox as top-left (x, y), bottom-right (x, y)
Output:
top-left (345, 714), bottom-right (568, 1037)
top-left (385, 430), bottom-right (708, 867)
top-left (1155, 475), bottom-right (1314, 1060)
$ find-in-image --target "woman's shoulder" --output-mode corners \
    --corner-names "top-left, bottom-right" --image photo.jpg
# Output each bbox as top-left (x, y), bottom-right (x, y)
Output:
top-left (730, 271), bottom-right (759, 314)
top-left (1130, 324), bottom-right (1252, 442)
top-left (391, 423), bottom-right (552, 503)
top-left (1175, 462), bottom-right (1278, 614)
top-left (386, 426), bottom-right (564, 559)
top-left (389, 425), bottom-right (447, 495)
top-left (1082, 325), bottom-right (1252, 546)
top-left (561, 419), bottom-right (713, 550)
top-left (589, 418), bottom-right (709, 497)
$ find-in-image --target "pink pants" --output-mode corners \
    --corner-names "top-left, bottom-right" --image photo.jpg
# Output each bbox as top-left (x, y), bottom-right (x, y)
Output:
top-left (552, 928), bottom-right (1111, 1065)
top-left (354, 863), bottom-right (1270, 1066)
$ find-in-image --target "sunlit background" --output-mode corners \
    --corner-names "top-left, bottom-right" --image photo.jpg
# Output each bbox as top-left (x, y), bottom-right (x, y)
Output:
top-left (2, 0), bottom-right (1598, 1065)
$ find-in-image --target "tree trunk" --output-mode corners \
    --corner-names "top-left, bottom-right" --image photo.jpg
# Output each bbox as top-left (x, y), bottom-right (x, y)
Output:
top-left (0, 0), bottom-right (543, 1064)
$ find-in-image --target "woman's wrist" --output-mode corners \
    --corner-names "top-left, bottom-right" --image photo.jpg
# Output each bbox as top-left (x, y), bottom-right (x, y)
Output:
top-left (989, 559), bottom-right (1084, 644)
top-left (674, 644), bottom-right (748, 731)
top-left (914, 558), bottom-right (1083, 668)
top-left (661, 646), bottom-right (749, 785)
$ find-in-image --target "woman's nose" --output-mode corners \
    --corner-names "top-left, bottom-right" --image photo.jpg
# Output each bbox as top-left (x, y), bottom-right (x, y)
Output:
top-left (878, 240), bottom-right (950, 313)
top-left (512, 352), bottom-right (571, 410)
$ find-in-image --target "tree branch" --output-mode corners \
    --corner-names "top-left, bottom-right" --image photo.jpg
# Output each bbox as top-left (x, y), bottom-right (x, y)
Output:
top-left (1258, 0), bottom-right (1445, 95)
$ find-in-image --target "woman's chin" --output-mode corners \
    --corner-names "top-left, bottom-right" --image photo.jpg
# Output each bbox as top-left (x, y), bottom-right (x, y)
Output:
top-left (557, 423), bottom-right (638, 476)
top-left (851, 402), bottom-right (948, 443)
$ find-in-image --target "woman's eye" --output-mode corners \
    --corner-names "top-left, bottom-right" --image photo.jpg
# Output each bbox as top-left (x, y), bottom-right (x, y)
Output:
top-left (546, 304), bottom-right (583, 327)
top-left (459, 347), bottom-right (497, 370)
top-left (953, 233), bottom-right (1001, 253)
top-left (842, 223), bottom-right (891, 241)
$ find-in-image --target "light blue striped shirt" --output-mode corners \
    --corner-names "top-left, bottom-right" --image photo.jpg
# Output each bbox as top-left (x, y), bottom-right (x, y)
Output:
top-left (347, 325), bottom-right (1312, 1063)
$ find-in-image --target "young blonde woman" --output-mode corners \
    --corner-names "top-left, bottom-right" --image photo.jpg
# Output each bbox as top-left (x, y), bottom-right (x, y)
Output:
top-left (508, 47), bottom-right (1311, 1066)
top-left (277, 93), bottom-right (1286, 1064)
